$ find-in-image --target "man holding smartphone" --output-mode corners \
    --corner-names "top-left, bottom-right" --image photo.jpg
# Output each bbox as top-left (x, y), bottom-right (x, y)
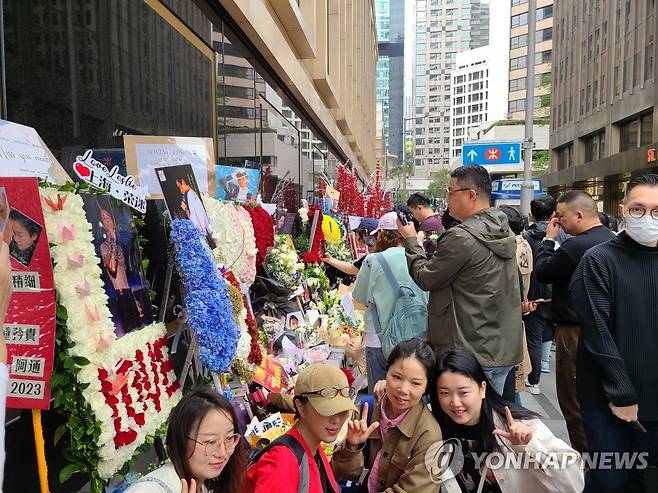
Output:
top-left (534, 191), bottom-right (615, 454)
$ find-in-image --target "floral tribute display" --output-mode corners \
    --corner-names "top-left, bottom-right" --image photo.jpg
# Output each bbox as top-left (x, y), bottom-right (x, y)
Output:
top-left (365, 161), bottom-right (390, 218)
top-left (245, 204), bottom-right (275, 272)
top-left (264, 236), bottom-right (304, 290)
top-left (223, 270), bottom-right (261, 367)
top-left (170, 220), bottom-right (240, 373)
top-left (302, 205), bottom-right (324, 264)
top-left (202, 195), bottom-right (257, 286)
top-left (41, 188), bottom-right (180, 483)
top-left (321, 214), bottom-right (343, 245)
top-left (336, 164), bottom-right (364, 216)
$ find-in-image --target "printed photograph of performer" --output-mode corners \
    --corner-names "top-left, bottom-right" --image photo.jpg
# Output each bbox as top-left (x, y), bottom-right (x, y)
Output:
top-left (215, 164), bottom-right (260, 203)
top-left (155, 164), bottom-right (217, 249)
top-left (5, 208), bottom-right (42, 267)
top-left (82, 195), bottom-right (153, 337)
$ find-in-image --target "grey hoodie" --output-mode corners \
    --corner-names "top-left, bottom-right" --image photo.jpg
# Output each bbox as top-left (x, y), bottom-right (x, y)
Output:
top-left (404, 207), bottom-right (523, 367)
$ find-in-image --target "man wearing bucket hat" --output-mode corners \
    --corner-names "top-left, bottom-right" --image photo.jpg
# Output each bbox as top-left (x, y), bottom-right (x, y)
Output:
top-left (243, 363), bottom-right (358, 493)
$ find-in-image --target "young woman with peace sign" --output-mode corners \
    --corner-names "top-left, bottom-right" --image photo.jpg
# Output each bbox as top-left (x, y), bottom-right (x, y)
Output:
top-left (331, 338), bottom-right (442, 492)
top-left (429, 347), bottom-right (584, 493)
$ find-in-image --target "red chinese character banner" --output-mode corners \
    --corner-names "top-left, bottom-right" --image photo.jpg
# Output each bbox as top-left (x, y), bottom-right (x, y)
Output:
top-left (0, 177), bottom-right (56, 409)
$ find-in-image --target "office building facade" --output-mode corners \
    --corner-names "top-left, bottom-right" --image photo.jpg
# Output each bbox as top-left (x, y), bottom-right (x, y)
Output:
top-left (547, 0), bottom-right (658, 213)
top-left (507, 0), bottom-right (554, 120)
top-left (413, 0), bottom-right (489, 179)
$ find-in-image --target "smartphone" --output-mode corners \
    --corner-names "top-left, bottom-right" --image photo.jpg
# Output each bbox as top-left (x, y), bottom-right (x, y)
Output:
top-left (530, 299), bottom-right (552, 304)
top-left (394, 205), bottom-right (414, 226)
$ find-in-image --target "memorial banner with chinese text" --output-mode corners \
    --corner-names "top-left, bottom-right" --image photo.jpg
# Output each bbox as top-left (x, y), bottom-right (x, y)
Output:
top-left (1, 177), bottom-right (56, 409)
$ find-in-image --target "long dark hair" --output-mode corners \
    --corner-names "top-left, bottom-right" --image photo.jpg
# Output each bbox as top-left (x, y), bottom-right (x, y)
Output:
top-left (387, 338), bottom-right (436, 391)
top-left (429, 347), bottom-right (539, 452)
top-left (166, 387), bottom-right (246, 493)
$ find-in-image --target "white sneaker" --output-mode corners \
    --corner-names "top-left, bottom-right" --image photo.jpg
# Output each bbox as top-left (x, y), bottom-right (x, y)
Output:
top-left (525, 378), bottom-right (541, 395)
top-left (541, 362), bottom-right (550, 373)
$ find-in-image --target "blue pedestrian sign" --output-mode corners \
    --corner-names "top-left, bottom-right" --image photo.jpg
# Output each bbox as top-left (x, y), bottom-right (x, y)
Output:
top-left (462, 142), bottom-right (523, 166)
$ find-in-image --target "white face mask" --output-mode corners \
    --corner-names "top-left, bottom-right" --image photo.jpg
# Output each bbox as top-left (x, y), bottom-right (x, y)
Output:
top-left (624, 215), bottom-right (658, 246)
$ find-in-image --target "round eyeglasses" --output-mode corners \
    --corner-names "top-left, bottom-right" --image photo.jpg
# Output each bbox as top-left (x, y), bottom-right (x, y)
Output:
top-left (189, 433), bottom-right (241, 456)
top-left (302, 386), bottom-right (356, 399)
top-left (627, 206), bottom-right (658, 219)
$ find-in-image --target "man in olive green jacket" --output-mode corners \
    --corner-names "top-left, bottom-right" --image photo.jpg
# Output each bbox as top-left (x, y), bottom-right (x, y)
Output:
top-left (398, 166), bottom-right (523, 395)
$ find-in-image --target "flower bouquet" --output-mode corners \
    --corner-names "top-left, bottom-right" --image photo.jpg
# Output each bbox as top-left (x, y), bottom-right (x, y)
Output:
top-left (326, 241), bottom-right (353, 262)
top-left (303, 262), bottom-right (330, 293)
top-left (264, 237), bottom-right (304, 290)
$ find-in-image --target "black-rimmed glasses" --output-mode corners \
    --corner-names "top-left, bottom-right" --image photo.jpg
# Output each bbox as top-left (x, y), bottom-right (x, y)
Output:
top-left (627, 206), bottom-right (658, 219)
top-left (301, 386), bottom-right (356, 399)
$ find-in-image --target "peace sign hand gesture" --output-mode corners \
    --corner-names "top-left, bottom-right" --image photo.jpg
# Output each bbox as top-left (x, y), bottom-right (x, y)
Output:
top-left (181, 478), bottom-right (197, 493)
top-left (346, 402), bottom-right (380, 446)
top-left (492, 406), bottom-right (533, 446)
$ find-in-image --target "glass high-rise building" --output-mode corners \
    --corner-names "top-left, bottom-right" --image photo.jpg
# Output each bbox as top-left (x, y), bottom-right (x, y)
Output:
top-left (413, 0), bottom-right (490, 178)
top-left (376, 0), bottom-right (405, 165)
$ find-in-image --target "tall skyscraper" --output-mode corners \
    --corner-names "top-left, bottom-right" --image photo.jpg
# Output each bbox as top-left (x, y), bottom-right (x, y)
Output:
top-left (413, 0), bottom-right (490, 178)
top-left (375, 0), bottom-right (405, 165)
top-left (507, 0), bottom-right (554, 120)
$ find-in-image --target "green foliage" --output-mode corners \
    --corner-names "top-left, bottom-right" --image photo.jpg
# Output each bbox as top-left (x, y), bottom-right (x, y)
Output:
top-left (540, 94), bottom-right (551, 108)
top-left (532, 150), bottom-right (549, 177)
top-left (293, 235), bottom-right (310, 255)
top-left (51, 300), bottom-right (104, 491)
top-left (427, 169), bottom-right (451, 200)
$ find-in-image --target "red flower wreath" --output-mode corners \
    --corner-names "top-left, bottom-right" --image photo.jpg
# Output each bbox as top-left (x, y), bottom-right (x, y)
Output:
top-left (244, 204), bottom-right (274, 272)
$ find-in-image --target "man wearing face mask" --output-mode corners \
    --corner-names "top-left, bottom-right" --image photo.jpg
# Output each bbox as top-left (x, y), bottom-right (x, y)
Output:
top-left (570, 174), bottom-right (658, 493)
top-left (534, 190), bottom-right (615, 453)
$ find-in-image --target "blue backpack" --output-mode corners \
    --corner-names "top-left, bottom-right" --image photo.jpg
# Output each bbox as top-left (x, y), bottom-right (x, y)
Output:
top-left (370, 253), bottom-right (428, 358)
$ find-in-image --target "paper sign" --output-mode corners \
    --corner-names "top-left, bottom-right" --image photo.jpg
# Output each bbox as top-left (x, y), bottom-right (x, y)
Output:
top-left (0, 119), bottom-right (68, 182)
top-left (73, 150), bottom-right (147, 213)
top-left (1, 178), bottom-right (56, 409)
top-left (252, 355), bottom-right (289, 392)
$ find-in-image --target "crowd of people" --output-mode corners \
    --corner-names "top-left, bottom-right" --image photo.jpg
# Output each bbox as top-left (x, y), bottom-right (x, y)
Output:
top-left (1, 167), bottom-right (655, 493)
top-left (124, 166), bottom-right (656, 493)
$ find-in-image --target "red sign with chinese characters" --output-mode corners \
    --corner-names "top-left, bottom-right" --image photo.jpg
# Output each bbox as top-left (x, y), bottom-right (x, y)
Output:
top-left (0, 178), bottom-right (56, 409)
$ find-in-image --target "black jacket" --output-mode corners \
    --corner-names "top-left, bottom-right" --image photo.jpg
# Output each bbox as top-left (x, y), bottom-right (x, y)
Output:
top-left (570, 233), bottom-right (658, 420)
top-left (523, 222), bottom-right (555, 319)
top-left (534, 225), bottom-right (615, 325)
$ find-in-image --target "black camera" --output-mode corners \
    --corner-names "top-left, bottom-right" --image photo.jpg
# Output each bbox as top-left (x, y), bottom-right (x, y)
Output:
top-left (394, 204), bottom-right (415, 226)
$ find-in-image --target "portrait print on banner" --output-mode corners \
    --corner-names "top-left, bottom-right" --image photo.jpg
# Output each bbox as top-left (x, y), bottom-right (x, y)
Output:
top-left (0, 177), bottom-right (56, 410)
top-left (81, 194), bottom-right (153, 337)
top-left (216, 163), bottom-right (261, 202)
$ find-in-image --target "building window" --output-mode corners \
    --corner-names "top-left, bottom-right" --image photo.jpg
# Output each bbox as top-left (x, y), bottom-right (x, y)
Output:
top-left (536, 5), bottom-right (553, 21)
top-left (508, 99), bottom-right (525, 113)
top-left (620, 118), bottom-right (639, 152)
top-left (556, 143), bottom-right (574, 170)
top-left (535, 50), bottom-right (552, 65)
top-left (511, 12), bottom-right (528, 28)
top-left (509, 78), bottom-right (526, 91)
top-left (510, 34), bottom-right (528, 49)
top-left (510, 56), bottom-right (527, 70)
top-left (537, 27), bottom-right (552, 42)
top-left (583, 130), bottom-right (605, 162)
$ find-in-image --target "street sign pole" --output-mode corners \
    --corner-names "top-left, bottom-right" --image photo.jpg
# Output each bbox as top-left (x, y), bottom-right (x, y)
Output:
top-left (520, 0), bottom-right (537, 218)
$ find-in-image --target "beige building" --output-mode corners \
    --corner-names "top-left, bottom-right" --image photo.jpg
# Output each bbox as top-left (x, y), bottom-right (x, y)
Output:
top-left (507, 0), bottom-right (553, 120)
top-left (547, 0), bottom-right (658, 213)
top-left (209, 0), bottom-right (378, 180)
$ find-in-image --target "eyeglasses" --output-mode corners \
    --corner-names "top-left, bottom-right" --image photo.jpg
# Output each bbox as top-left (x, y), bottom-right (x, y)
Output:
top-left (446, 187), bottom-right (478, 196)
top-left (627, 206), bottom-right (658, 219)
top-left (189, 433), bottom-right (241, 456)
top-left (301, 386), bottom-right (356, 399)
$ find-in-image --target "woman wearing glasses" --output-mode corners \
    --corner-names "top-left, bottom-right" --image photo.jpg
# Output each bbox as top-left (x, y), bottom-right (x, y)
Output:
top-left (334, 338), bottom-right (442, 492)
top-left (243, 363), bottom-right (358, 493)
top-left (127, 387), bottom-right (245, 493)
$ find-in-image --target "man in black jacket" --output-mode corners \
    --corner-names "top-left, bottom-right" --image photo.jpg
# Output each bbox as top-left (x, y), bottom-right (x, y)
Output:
top-left (534, 190), bottom-right (615, 453)
top-left (522, 196), bottom-right (565, 395)
top-left (570, 174), bottom-right (658, 493)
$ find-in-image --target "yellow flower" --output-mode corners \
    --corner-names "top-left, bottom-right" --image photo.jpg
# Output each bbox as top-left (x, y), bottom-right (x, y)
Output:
top-left (322, 216), bottom-right (342, 244)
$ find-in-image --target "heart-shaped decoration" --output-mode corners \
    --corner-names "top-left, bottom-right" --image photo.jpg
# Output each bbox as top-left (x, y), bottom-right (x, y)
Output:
top-left (74, 161), bottom-right (92, 178)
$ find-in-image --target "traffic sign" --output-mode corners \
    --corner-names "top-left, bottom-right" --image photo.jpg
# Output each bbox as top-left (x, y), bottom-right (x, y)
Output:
top-left (462, 142), bottom-right (523, 166)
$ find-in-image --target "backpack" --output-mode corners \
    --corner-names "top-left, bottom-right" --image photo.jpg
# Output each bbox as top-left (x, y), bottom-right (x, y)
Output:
top-left (370, 253), bottom-right (428, 358)
top-left (248, 434), bottom-right (309, 493)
